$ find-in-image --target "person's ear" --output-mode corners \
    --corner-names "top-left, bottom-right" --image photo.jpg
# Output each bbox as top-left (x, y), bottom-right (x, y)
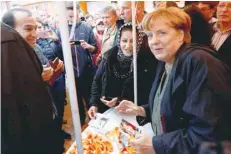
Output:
top-left (178, 30), bottom-right (184, 43)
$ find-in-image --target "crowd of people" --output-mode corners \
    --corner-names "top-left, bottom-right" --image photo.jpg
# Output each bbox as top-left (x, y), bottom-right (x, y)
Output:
top-left (1, 1), bottom-right (231, 154)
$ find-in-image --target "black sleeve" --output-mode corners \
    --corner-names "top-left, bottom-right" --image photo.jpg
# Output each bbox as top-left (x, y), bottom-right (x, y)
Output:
top-left (88, 59), bottom-right (106, 108)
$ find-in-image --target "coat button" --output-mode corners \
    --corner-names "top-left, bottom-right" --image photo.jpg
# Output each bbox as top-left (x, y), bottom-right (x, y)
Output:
top-left (144, 69), bottom-right (148, 72)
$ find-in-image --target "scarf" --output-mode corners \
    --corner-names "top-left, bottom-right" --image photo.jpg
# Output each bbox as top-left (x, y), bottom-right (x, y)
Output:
top-left (113, 23), bottom-right (143, 78)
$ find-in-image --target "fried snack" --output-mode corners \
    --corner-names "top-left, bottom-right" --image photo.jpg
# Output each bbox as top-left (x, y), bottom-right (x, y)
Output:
top-left (106, 127), bottom-right (136, 154)
top-left (69, 127), bottom-right (136, 154)
top-left (82, 133), bottom-right (113, 154)
top-left (69, 133), bottom-right (113, 154)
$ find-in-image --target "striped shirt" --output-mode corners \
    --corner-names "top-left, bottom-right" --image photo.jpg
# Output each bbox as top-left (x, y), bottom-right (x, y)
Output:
top-left (211, 22), bottom-right (231, 51)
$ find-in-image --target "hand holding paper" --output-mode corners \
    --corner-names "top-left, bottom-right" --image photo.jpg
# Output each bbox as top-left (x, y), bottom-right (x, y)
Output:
top-left (88, 106), bottom-right (98, 119)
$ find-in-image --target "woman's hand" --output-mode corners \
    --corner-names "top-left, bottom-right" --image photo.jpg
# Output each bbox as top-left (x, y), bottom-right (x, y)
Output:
top-left (115, 100), bottom-right (146, 117)
top-left (130, 135), bottom-right (156, 154)
top-left (100, 96), bottom-right (117, 107)
top-left (88, 106), bottom-right (98, 119)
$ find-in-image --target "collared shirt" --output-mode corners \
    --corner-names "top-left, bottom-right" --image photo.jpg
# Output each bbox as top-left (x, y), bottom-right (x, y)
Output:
top-left (211, 22), bottom-right (231, 51)
top-left (209, 17), bottom-right (217, 24)
top-left (101, 24), bottom-right (117, 57)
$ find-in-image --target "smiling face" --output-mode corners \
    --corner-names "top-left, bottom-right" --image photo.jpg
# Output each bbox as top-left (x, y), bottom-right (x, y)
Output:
top-left (217, 2), bottom-right (231, 24)
top-left (147, 19), bottom-right (184, 64)
top-left (14, 12), bottom-right (37, 47)
top-left (120, 29), bottom-right (133, 57)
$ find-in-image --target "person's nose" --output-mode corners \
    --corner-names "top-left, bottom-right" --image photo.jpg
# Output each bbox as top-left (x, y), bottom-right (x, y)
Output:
top-left (150, 35), bottom-right (159, 45)
top-left (31, 29), bottom-right (37, 38)
top-left (125, 41), bottom-right (132, 49)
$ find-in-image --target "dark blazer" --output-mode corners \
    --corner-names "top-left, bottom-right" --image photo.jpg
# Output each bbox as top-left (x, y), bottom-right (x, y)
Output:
top-left (143, 43), bottom-right (231, 154)
top-left (1, 23), bottom-right (61, 154)
top-left (216, 34), bottom-right (231, 71)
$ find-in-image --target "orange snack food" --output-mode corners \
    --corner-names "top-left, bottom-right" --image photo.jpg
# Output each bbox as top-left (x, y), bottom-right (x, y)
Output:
top-left (70, 133), bottom-right (113, 154)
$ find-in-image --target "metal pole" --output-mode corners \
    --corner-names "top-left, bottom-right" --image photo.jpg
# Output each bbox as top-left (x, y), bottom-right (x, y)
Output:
top-left (56, 1), bottom-right (83, 154)
top-left (132, 1), bottom-right (138, 105)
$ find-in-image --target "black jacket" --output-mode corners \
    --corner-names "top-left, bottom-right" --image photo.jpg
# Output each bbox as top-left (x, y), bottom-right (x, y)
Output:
top-left (89, 44), bottom-right (157, 112)
top-left (1, 23), bottom-right (61, 154)
top-left (143, 43), bottom-right (231, 154)
top-left (216, 34), bottom-right (231, 71)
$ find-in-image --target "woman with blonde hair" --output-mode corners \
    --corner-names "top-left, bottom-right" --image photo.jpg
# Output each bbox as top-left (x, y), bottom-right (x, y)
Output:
top-left (116, 7), bottom-right (231, 154)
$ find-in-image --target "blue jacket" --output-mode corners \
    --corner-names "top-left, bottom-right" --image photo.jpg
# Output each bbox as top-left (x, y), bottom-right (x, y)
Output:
top-left (68, 22), bottom-right (97, 78)
top-left (143, 43), bottom-right (231, 154)
top-left (36, 38), bottom-right (62, 61)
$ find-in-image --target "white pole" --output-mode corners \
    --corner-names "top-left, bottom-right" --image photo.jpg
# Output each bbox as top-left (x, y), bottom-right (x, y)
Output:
top-left (132, 1), bottom-right (138, 105)
top-left (56, 1), bottom-right (83, 154)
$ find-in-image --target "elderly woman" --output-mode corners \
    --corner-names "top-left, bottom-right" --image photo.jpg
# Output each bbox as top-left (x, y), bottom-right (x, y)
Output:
top-left (116, 7), bottom-right (231, 154)
top-left (88, 23), bottom-right (144, 118)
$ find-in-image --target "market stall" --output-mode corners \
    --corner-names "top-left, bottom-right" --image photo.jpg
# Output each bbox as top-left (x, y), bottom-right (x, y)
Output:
top-left (66, 108), bottom-right (153, 154)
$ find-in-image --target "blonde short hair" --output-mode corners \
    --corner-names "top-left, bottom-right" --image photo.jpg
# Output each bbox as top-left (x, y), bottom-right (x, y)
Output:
top-left (142, 7), bottom-right (191, 43)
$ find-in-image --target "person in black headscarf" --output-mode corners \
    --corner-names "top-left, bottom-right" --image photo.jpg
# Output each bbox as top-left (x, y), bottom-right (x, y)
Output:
top-left (88, 23), bottom-right (144, 118)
